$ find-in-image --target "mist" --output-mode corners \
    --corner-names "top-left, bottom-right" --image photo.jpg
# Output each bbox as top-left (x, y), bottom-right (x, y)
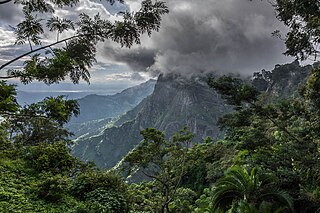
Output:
top-left (102, 0), bottom-right (292, 77)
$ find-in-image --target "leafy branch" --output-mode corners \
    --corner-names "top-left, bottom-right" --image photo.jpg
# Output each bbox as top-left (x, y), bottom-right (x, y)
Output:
top-left (208, 76), bottom-right (303, 144)
top-left (0, 0), bottom-right (169, 85)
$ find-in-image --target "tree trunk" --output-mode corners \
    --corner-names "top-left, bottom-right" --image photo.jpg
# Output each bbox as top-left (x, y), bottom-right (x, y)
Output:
top-left (28, 37), bottom-right (33, 51)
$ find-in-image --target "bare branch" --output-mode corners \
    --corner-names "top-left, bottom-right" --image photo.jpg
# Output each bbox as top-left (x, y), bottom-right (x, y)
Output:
top-left (0, 76), bottom-right (16, 79)
top-left (141, 170), bottom-right (169, 188)
top-left (0, 0), bottom-right (12, 5)
top-left (0, 111), bottom-right (49, 119)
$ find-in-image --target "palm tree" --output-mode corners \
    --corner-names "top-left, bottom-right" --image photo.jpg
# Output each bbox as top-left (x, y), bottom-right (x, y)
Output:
top-left (212, 166), bottom-right (293, 213)
top-left (15, 12), bottom-right (44, 51)
top-left (46, 17), bottom-right (75, 42)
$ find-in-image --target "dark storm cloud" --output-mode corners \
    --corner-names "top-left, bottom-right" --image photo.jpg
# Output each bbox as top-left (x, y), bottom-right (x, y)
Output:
top-left (0, 1), bottom-right (23, 24)
top-left (0, 0), bottom-right (147, 94)
top-left (103, 0), bottom-right (292, 76)
top-left (103, 45), bottom-right (156, 71)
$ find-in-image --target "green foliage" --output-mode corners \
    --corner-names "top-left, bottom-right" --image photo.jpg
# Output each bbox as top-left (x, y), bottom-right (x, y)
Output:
top-left (16, 0), bottom-right (79, 13)
top-left (135, 0), bottom-right (169, 36)
top-left (0, 153), bottom-right (80, 212)
top-left (1, 0), bottom-right (169, 86)
top-left (124, 127), bottom-right (194, 212)
top-left (0, 123), bottom-right (12, 151)
top-left (35, 174), bottom-right (70, 202)
top-left (47, 16), bottom-right (75, 41)
top-left (212, 166), bottom-right (293, 212)
top-left (208, 76), bottom-right (260, 107)
top-left (10, 116), bottom-right (72, 145)
top-left (71, 170), bottom-right (128, 200)
top-left (0, 81), bottom-right (18, 114)
top-left (128, 181), bottom-right (162, 212)
top-left (194, 188), bottom-right (214, 213)
top-left (271, 0), bottom-right (320, 60)
top-left (212, 67), bottom-right (320, 212)
top-left (0, 144), bottom-right (131, 212)
top-left (5, 96), bottom-right (79, 145)
top-left (125, 128), bottom-right (167, 169)
top-left (7, 42), bottom-right (94, 84)
top-left (70, 170), bottom-right (131, 212)
top-left (15, 11), bottom-right (44, 50)
top-left (182, 142), bottom-right (234, 194)
top-left (169, 187), bottom-right (197, 213)
top-left (83, 188), bottom-right (129, 213)
top-left (25, 142), bottom-right (77, 174)
top-left (305, 67), bottom-right (320, 108)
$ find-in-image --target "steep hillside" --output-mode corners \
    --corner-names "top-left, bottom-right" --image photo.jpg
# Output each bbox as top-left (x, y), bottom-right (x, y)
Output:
top-left (72, 74), bottom-right (230, 168)
top-left (72, 61), bottom-right (313, 169)
top-left (71, 79), bottom-right (156, 123)
top-left (252, 61), bottom-right (312, 96)
top-left (17, 91), bottom-right (91, 105)
top-left (66, 80), bottom-right (156, 138)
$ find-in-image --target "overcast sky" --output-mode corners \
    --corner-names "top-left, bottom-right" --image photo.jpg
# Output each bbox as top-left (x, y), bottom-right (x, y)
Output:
top-left (0, 0), bottom-right (293, 94)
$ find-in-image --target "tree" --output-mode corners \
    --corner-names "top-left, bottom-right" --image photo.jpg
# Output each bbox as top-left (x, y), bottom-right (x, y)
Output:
top-left (71, 169), bottom-right (130, 212)
top-left (124, 128), bottom-right (193, 213)
top-left (210, 64), bottom-right (320, 211)
top-left (15, 11), bottom-right (44, 51)
top-left (266, 0), bottom-right (320, 61)
top-left (4, 95), bottom-right (79, 145)
top-left (0, 0), bottom-right (169, 84)
top-left (212, 166), bottom-right (293, 212)
top-left (0, 0), bottom-right (168, 147)
top-left (46, 16), bottom-right (75, 42)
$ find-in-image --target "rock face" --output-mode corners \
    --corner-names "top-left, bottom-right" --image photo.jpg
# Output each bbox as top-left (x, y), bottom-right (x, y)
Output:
top-left (72, 61), bottom-right (312, 169)
top-left (72, 74), bottom-right (230, 169)
top-left (252, 61), bottom-right (312, 96)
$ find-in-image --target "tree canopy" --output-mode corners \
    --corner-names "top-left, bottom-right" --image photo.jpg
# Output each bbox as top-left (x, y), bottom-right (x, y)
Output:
top-left (0, 0), bottom-right (169, 149)
top-left (270, 0), bottom-right (320, 61)
top-left (2, 1), bottom-right (320, 212)
top-left (0, 0), bottom-right (168, 84)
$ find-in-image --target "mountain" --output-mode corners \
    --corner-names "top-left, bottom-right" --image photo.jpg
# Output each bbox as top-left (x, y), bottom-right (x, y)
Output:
top-left (252, 61), bottom-right (312, 96)
top-left (17, 91), bottom-right (91, 105)
top-left (70, 79), bottom-right (156, 123)
top-left (65, 79), bottom-right (156, 139)
top-left (72, 61), bottom-right (312, 169)
top-left (72, 74), bottom-right (230, 169)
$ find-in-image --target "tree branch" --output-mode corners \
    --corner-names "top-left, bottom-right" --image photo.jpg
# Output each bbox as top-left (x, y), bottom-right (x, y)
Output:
top-left (0, 34), bottom-right (88, 71)
top-left (0, 76), bottom-right (16, 79)
top-left (0, 0), bottom-right (13, 5)
top-left (251, 102), bottom-right (303, 144)
top-left (171, 152), bottom-right (186, 200)
top-left (0, 111), bottom-right (50, 119)
top-left (141, 170), bottom-right (169, 188)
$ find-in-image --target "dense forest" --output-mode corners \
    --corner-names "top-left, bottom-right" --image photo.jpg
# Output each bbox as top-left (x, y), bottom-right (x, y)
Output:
top-left (1, 0), bottom-right (320, 212)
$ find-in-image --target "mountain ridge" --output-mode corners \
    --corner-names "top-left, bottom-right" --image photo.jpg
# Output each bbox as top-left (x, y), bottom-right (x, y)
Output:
top-left (71, 79), bottom-right (156, 123)
top-left (72, 74), bottom-right (230, 168)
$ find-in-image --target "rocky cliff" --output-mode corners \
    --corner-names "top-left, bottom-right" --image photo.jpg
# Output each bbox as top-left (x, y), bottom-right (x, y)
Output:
top-left (72, 74), bottom-right (230, 168)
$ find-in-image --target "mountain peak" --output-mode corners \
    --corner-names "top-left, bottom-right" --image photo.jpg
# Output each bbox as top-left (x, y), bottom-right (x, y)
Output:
top-left (72, 75), bottom-right (230, 168)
